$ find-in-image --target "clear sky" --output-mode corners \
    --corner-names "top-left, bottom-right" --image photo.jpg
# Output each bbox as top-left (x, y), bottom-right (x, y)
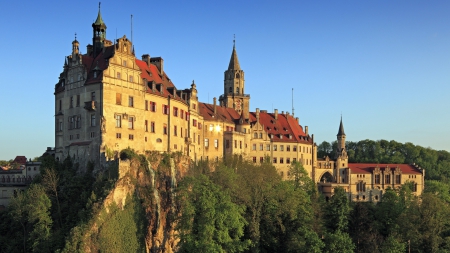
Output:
top-left (0, 0), bottom-right (449, 160)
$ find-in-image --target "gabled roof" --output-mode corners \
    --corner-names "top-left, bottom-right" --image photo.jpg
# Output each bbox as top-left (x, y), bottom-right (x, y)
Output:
top-left (349, 163), bottom-right (423, 175)
top-left (249, 112), bottom-right (311, 144)
top-left (199, 103), bottom-right (241, 123)
top-left (135, 59), bottom-right (187, 104)
top-left (13, 156), bottom-right (27, 165)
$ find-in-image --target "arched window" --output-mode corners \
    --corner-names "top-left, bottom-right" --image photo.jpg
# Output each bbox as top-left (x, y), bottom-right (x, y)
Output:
top-left (254, 133), bottom-right (258, 138)
top-left (236, 73), bottom-right (240, 78)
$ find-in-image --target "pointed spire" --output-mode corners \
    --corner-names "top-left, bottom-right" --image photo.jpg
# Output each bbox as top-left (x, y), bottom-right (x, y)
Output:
top-left (337, 116), bottom-right (345, 136)
top-left (228, 35), bottom-right (241, 70)
top-left (94, 2), bottom-right (105, 25)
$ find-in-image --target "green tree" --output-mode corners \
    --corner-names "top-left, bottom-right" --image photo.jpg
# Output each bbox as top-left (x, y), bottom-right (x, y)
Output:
top-left (324, 187), bottom-right (350, 233)
top-left (177, 174), bottom-right (250, 253)
top-left (380, 235), bottom-right (406, 253)
top-left (323, 231), bottom-right (355, 253)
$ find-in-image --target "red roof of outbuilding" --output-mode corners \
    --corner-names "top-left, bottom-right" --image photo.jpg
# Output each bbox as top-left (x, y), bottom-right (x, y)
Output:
top-left (349, 163), bottom-right (423, 175)
top-left (13, 156), bottom-right (27, 165)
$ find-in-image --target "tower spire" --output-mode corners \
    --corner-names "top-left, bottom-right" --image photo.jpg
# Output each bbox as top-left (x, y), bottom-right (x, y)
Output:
top-left (337, 115), bottom-right (345, 136)
top-left (228, 35), bottom-right (240, 70)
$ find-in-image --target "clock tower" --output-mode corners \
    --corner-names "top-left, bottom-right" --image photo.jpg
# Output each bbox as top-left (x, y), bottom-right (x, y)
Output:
top-left (219, 40), bottom-right (250, 119)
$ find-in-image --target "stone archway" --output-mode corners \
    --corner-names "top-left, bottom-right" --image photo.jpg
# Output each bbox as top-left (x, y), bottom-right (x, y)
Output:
top-left (320, 171), bottom-right (333, 183)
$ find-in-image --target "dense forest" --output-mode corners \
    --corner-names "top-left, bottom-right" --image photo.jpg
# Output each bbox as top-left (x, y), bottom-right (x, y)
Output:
top-left (1, 139), bottom-right (450, 252)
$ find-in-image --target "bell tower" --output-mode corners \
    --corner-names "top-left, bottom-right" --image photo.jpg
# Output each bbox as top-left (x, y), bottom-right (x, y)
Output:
top-left (92, 3), bottom-right (107, 57)
top-left (219, 37), bottom-right (250, 119)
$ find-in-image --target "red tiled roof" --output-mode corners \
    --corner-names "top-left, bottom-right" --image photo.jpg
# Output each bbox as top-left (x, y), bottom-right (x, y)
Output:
top-left (249, 112), bottom-right (311, 143)
top-left (135, 59), bottom-right (187, 104)
top-left (349, 163), bottom-right (423, 175)
top-left (13, 156), bottom-right (27, 165)
top-left (199, 103), bottom-right (241, 123)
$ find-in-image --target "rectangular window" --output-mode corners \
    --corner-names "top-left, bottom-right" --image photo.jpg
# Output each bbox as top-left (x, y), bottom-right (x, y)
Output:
top-left (274, 145), bottom-right (278, 151)
top-left (214, 139), bottom-right (219, 148)
top-left (267, 144), bottom-right (271, 151)
top-left (123, 60), bottom-right (127, 67)
top-left (395, 175), bottom-right (401, 184)
top-left (116, 115), bottom-right (122, 128)
top-left (129, 134), bottom-right (134, 140)
top-left (150, 101), bottom-right (156, 112)
top-left (173, 107), bottom-right (178, 117)
top-left (180, 109), bottom-right (184, 119)
top-left (117, 72), bottom-right (121, 79)
top-left (273, 157), bottom-right (277, 163)
top-left (234, 140), bottom-right (237, 148)
top-left (163, 124), bottom-right (167, 135)
top-left (280, 158), bottom-right (284, 164)
top-left (76, 115), bottom-right (81, 128)
top-left (90, 114), bottom-right (96, 127)
top-left (90, 132), bottom-right (95, 138)
top-left (198, 123), bottom-right (202, 129)
top-left (129, 75), bottom-right (133, 82)
top-left (128, 96), bottom-right (134, 107)
top-left (181, 127), bottom-right (183, 137)
top-left (163, 105), bottom-right (169, 115)
top-left (116, 133), bottom-right (121, 139)
top-left (240, 141), bottom-right (242, 149)
top-left (293, 158), bottom-right (297, 162)
top-left (193, 119), bottom-right (197, 127)
top-left (260, 157), bottom-right (264, 163)
top-left (253, 157), bottom-right (257, 163)
top-left (76, 95), bottom-right (80, 107)
top-left (150, 122), bottom-right (155, 133)
top-left (59, 121), bottom-right (63, 131)
top-left (174, 144), bottom-right (177, 150)
top-left (145, 100), bottom-right (148, 111)
top-left (375, 174), bottom-right (380, 184)
top-left (259, 144), bottom-right (263, 151)
top-left (128, 116), bottom-right (134, 129)
top-left (186, 112), bottom-right (190, 121)
top-left (385, 175), bottom-right (391, 184)
top-left (287, 158), bottom-right (291, 164)
top-left (59, 100), bottom-right (62, 111)
top-left (198, 135), bottom-right (200, 145)
top-left (252, 144), bottom-right (256, 151)
top-left (91, 92), bottom-right (96, 101)
top-left (145, 120), bottom-right (148, 132)
top-left (70, 96), bottom-right (73, 108)
top-left (280, 145), bottom-right (284, 151)
top-left (226, 140), bottom-right (230, 148)
top-left (287, 145), bottom-right (290, 152)
top-left (174, 125), bottom-right (177, 136)
top-left (293, 146), bottom-right (297, 152)
top-left (204, 138), bottom-right (209, 147)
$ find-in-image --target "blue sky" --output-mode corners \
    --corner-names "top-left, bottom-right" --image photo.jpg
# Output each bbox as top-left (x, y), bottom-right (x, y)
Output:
top-left (0, 1), bottom-right (449, 160)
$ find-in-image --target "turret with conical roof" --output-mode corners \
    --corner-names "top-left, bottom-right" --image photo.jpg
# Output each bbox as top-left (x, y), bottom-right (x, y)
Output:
top-left (219, 37), bottom-right (250, 119)
top-left (92, 3), bottom-right (107, 57)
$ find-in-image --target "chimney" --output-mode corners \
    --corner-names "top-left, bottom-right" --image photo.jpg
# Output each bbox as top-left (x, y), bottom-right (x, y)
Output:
top-left (256, 108), bottom-right (260, 121)
top-left (151, 57), bottom-right (164, 75)
top-left (286, 111), bottom-right (290, 117)
top-left (142, 54), bottom-right (151, 66)
top-left (281, 111), bottom-right (284, 115)
top-left (296, 117), bottom-right (299, 124)
top-left (274, 109), bottom-right (278, 120)
top-left (213, 97), bottom-right (217, 114)
top-left (305, 126), bottom-right (309, 135)
top-left (87, 44), bottom-right (93, 56)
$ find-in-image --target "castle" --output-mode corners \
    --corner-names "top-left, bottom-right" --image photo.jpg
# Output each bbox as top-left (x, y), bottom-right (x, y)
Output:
top-left (53, 7), bottom-right (424, 201)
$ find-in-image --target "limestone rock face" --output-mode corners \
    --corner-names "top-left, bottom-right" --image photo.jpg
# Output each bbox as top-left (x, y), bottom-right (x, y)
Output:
top-left (82, 153), bottom-right (190, 253)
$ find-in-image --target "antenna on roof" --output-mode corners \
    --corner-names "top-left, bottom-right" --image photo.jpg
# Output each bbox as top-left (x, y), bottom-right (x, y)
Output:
top-left (292, 88), bottom-right (295, 117)
top-left (131, 14), bottom-right (133, 45)
top-left (233, 34), bottom-right (235, 48)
